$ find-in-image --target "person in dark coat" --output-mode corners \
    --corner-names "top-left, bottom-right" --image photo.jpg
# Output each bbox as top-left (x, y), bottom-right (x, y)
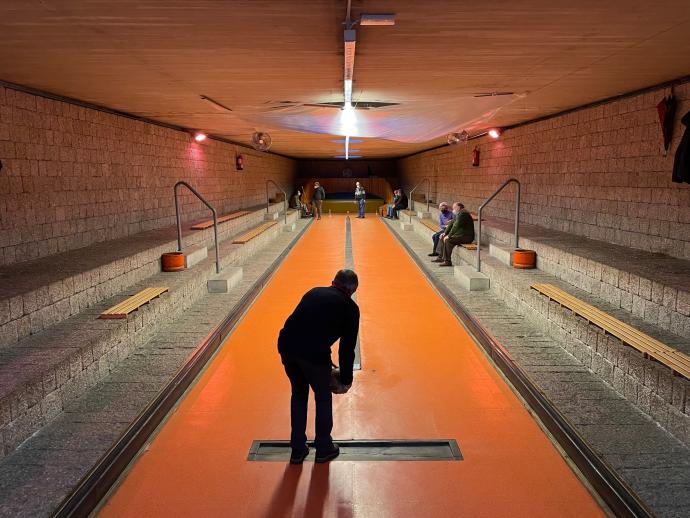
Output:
top-left (312, 182), bottom-right (326, 219)
top-left (673, 110), bottom-right (690, 184)
top-left (393, 189), bottom-right (408, 218)
top-left (432, 202), bottom-right (475, 266)
top-left (385, 189), bottom-right (401, 218)
top-left (278, 269), bottom-right (360, 464)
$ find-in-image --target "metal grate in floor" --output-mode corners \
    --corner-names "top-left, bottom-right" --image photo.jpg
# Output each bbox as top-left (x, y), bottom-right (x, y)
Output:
top-left (247, 439), bottom-right (463, 461)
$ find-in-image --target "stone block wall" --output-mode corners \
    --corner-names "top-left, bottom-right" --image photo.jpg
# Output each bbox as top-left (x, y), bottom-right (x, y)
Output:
top-left (0, 85), bottom-right (296, 266)
top-left (398, 82), bottom-right (690, 260)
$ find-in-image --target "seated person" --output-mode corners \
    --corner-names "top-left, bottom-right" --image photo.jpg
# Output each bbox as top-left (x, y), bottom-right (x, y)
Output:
top-left (428, 202), bottom-right (454, 257)
top-left (385, 190), bottom-right (400, 218)
top-left (432, 202), bottom-right (475, 266)
top-left (385, 189), bottom-right (408, 219)
top-left (291, 190), bottom-right (303, 210)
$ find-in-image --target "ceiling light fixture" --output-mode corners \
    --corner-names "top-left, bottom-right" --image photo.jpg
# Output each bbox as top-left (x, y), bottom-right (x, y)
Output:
top-left (488, 128), bottom-right (502, 139)
top-left (340, 2), bottom-right (395, 160)
top-left (194, 132), bottom-right (207, 142)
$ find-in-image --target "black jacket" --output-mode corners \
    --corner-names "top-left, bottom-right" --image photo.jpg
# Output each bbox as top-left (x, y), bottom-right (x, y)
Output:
top-left (394, 193), bottom-right (408, 210)
top-left (278, 286), bottom-right (359, 385)
top-left (313, 186), bottom-right (326, 200)
top-left (673, 110), bottom-right (690, 184)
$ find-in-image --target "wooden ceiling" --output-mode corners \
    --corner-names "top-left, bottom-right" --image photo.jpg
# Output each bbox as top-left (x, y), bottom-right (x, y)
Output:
top-left (1, 0), bottom-right (690, 159)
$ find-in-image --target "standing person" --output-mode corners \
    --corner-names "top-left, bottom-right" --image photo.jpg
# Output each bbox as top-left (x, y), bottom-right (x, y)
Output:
top-left (312, 182), bottom-right (325, 220)
top-left (433, 202), bottom-right (475, 266)
top-left (429, 202), bottom-right (454, 257)
top-left (278, 269), bottom-right (360, 464)
top-left (354, 182), bottom-right (366, 218)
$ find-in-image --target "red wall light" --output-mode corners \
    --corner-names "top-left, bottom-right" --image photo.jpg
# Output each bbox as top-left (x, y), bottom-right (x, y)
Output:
top-left (194, 132), bottom-right (207, 142)
top-left (488, 128), bottom-right (502, 139)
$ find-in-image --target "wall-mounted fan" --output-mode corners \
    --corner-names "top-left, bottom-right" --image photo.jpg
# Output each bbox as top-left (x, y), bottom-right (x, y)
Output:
top-left (251, 132), bottom-right (272, 151)
top-left (447, 130), bottom-right (469, 145)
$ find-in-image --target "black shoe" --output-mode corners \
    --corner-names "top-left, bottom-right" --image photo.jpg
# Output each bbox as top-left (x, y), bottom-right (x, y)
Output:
top-left (428, 252), bottom-right (439, 257)
top-left (289, 446), bottom-right (309, 465)
top-left (315, 443), bottom-right (340, 463)
top-left (439, 261), bottom-right (453, 267)
top-left (431, 258), bottom-right (444, 263)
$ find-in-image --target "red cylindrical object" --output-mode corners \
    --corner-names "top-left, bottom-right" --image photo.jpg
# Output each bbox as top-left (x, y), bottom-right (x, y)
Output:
top-left (161, 252), bottom-right (185, 272)
top-left (512, 249), bottom-right (536, 269)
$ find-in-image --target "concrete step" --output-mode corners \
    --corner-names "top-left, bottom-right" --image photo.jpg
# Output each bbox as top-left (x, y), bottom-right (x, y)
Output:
top-left (382, 216), bottom-right (690, 516)
top-left (0, 217), bottom-right (310, 517)
top-left (184, 245), bottom-right (208, 269)
top-left (455, 242), bottom-right (690, 446)
top-left (0, 208), bottom-right (299, 458)
top-left (0, 203), bottom-right (286, 348)
top-left (489, 243), bottom-right (513, 266)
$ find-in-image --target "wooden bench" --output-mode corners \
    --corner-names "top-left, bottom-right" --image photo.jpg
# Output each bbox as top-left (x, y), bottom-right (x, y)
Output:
top-left (531, 283), bottom-right (690, 379)
top-left (420, 219), bottom-right (438, 232)
top-left (232, 221), bottom-right (278, 244)
top-left (99, 287), bottom-right (169, 319)
top-left (190, 211), bottom-right (250, 230)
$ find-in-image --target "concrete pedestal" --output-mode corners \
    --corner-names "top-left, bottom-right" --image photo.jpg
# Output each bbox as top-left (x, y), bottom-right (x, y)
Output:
top-left (207, 267), bottom-right (243, 293)
top-left (454, 265), bottom-right (490, 291)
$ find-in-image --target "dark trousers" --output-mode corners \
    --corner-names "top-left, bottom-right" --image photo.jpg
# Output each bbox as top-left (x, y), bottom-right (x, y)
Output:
top-left (312, 200), bottom-right (322, 219)
top-left (432, 230), bottom-right (444, 253)
top-left (357, 198), bottom-right (365, 217)
top-left (440, 235), bottom-right (474, 262)
top-left (282, 356), bottom-right (333, 452)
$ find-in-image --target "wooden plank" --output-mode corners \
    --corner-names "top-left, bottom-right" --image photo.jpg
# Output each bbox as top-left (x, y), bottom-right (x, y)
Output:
top-left (190, 211), bottom-right (250, 230)
top-left (232, 221), bottom-right (278, 244)
top-left (542, 289), bottom-right (690, 370)
top-left (100, 287), bottom-right (169, 319)
top-left (531, 283), bottom-right (690, 378)
top-left (420, 219), bottom-right (438, 231)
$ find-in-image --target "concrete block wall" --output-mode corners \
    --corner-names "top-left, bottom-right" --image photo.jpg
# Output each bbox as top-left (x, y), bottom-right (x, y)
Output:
top-left (451, 245), bottom-right (689, 446)
top-left (399, 82), bottom-right (690, 260)
top-left (478, 221), bottom-right (690, 339)
top-left (0, 85), bottom-right (297, 266)
top-left (0, 205), bottom-right (284, 347)
top-left (0, 209), bottom-right (299, 457)
top-left (404, 212), bottom-right (689, 445)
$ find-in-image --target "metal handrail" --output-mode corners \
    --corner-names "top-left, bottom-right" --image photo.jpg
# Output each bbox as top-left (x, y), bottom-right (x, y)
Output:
top-left (408, 177), bottom-right (431, 222)
top-left (266, 180), bottom-right (287, 224)
top-left (476, 178), bottom-right (521, 273)
top-left (174, 181), bottom-right (220, 274)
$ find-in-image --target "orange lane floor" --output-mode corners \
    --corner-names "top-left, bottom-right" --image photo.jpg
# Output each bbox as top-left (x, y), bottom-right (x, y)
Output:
top-left (98, 215), bottom-right (605, 518)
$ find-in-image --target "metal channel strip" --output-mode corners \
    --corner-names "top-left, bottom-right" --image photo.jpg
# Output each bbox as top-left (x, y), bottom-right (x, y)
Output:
top-left (53, 218), bottom-right (313, 518)
top-left (382, 222), bottom-right (652, 518)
